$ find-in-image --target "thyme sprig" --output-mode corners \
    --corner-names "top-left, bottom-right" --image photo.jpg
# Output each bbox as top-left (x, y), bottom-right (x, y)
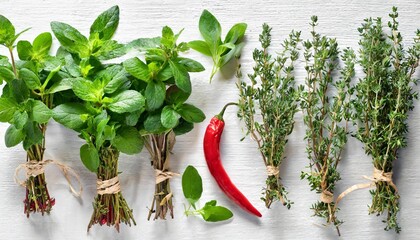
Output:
top-left (237, 24), bottom-right (301, 209)
top-left (352, 7), bottom-right (420, 232)
top-left (300, 16), bottom-right (355, 235)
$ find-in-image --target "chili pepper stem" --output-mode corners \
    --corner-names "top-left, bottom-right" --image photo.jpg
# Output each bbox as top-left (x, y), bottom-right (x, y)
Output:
top-left (216, 102), bottom-right (238, 120)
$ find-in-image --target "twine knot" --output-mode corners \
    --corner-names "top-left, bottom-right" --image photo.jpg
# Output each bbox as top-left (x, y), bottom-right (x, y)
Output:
top-left (155, 169), bottom-right (180, 184)
top-left (320, 190), bottom-right (334, 204)
top-left (266, 165), bottom-right (280, 176)
top-left (97, 176), bottom-right (121, 195)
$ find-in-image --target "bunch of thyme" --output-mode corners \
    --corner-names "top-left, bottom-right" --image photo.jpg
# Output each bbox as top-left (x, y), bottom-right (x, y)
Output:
top-left (237, 24), bottom-right (300, 209)
top-left (352, 7), bottom-right (420, 232)
top-left (300, 16), bottom-right (355, 235)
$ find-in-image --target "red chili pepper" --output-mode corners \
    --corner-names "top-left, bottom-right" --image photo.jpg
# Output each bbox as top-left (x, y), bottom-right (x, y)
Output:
top-left (203, 103), bottom-right (262, 217)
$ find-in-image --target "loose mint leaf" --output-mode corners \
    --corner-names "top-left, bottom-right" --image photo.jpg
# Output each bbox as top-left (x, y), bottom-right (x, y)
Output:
top-left (23, 121), bottom-right (43, 150)
top-left (30, 100), bottom-right (52, 123)
top-left (90, 5), bottom-right (119, 41)
top-left (51, 21), bottom-right (90, 57)
top-left (161, 105), bottom-right (180, 129)
top-left (19, 68), bottom-right (41, 90)
top-left (108, 90), bottom-right (145, 113)
top-left (225, 23), bottom-right (247, 44)
top-left (112, 126), bottom-right (144, 155)
top-left (5, 124), bottom-right (25, 147)
top-left (17, 40), bottom-right (33, 60)
top-left (0, 15), bottom-right (15, 46)
top-left (145, 80), bottom-right (166, 111)
top-left (199, 10), bottom-right (222, 52)
top-left (144, 112), bottom-right (167, 133)
top-left (169, 60), bottom-right (191, 93)
top-left (123, 57), bottom-right (150, 82)
top-left (182, 165), bottom-right (203, 207)
top-left (0, 66), bottom-right (15, 83)
top-left (166, 85), bottom-right (190, 104)
top-left (53, 103), bottom-right (89, 130)
top-left (72, 79), bottom-right (100, 102)
top-left (173, 119), bottom-right (194, 136)
top-left (0, 97), bottom-right (18, 122)
top-left (33, 32), bottom-right (52, 57)
top-left (188, 40), bottom-right (211, 56)
top-left (178, 58), bottom-right (205, 72)
top-left (200, 204), bottom-right (233, 222)
top-left (178, 103), bottom-right (205, 123)
top-left (80, 144), bottom-right (99, 172)
top-left (12, 111), bottom-right (28, 129)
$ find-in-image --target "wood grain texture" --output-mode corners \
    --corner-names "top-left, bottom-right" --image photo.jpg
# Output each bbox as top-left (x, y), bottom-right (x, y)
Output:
top-left (0, 0), bottom-right (419, 239)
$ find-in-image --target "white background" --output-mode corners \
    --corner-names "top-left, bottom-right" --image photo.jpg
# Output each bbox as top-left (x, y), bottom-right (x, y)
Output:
top-left (0, 0), bottom-right (419, 239)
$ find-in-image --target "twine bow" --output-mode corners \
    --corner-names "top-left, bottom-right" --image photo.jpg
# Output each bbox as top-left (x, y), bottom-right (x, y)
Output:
top-left (14, 159), bottom-right (82, 197)
top-left (97, 176), bottom-right (121, 195)
top-left (335, 167), bottom-right (397, 206)
top-left (266, 165), bottom-right (280, 176)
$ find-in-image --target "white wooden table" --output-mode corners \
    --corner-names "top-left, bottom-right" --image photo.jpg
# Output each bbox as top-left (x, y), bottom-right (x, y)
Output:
top-left (1, 0), bottom-right (419, 239)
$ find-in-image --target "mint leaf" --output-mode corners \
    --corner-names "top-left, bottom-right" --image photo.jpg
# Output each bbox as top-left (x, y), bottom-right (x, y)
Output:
top-left (178, 58), bottom-right (205, 72)
top-left (5, 124), bottom-right (25, 147)
top-left (166, 85), bottom-right (190, 104)
top-left (169, 60), bottom-right (191, 93)
top-left (112, 126), bottom-right (144, 155)
top-left (33, 32), bottom-right (52, 58)
top-left (161, 105), bottom-right (180, 129)
top-left (47, 77), bottom-right (81, 94)
top-left (182, 165), bottom-right (203, 207)
top-left (51, 21), bottom-right (90, 57)
top-left (10, 78), bottom-right (30, 103)
top-left (0, 66), bottom-right (14, 83)
top-left (108, 90), bottom-right (145, 113)
top-left (72, 79), bottom-right (100, 102)
top-left (23, 121), bottom-right (43, 150)
top-left (53, 103), bottom-right (89, 130)
top-left (200, 204), bottom-right (233, 222)
top-left (30, 100), bottom-right (52, 123)
top-left (188, 40), bottom-right (211, 56)
top-left (123, 57), bottom-right (150, 82)
top-left (178, 103), bottom-right (205, 123)
top-left (104, 69), bottom-right (129, 94)
top-left (0, 97), bottom-right (18, 122)
top-left (157, 65), bottom-right (173, 81)
top-left (12, 111), bottom-right (28, 129)
top-left (145, 80), bottom-right (166, 111)
top-left (126, 37), bottom-right (161, 51)
top-left (225, 23), bottom-right (247, 44)
top-left (17, 40), bottom-right (33, 60)
top-left (144, 112), bottom-right (166, 134)
top-left (80, 144), bottom-right (99, 172)
top-left (0, 15), bottom-right (15, 46)
top-left (19, 68), bottom-right (41, 90)
top-left (90, 5), bottom-right (119, 41)
top-left (173, 119), bottom-right (193, 136)
top-left (199, 10), bottom-right (221, 52)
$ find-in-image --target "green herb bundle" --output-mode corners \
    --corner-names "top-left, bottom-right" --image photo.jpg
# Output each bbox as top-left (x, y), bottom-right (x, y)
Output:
top-left (237, 24), bottom-right (300, 209)
top-left (300, 17), bottom-right (355, 235)
top-left (0, 15), bottom-right (64, 216)
top-left (352, 8), bottom-right (420, 232)
top-left (50, 6), bottom-right (148, 231)
top-left (123, 26), bottom-right (206, 220)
